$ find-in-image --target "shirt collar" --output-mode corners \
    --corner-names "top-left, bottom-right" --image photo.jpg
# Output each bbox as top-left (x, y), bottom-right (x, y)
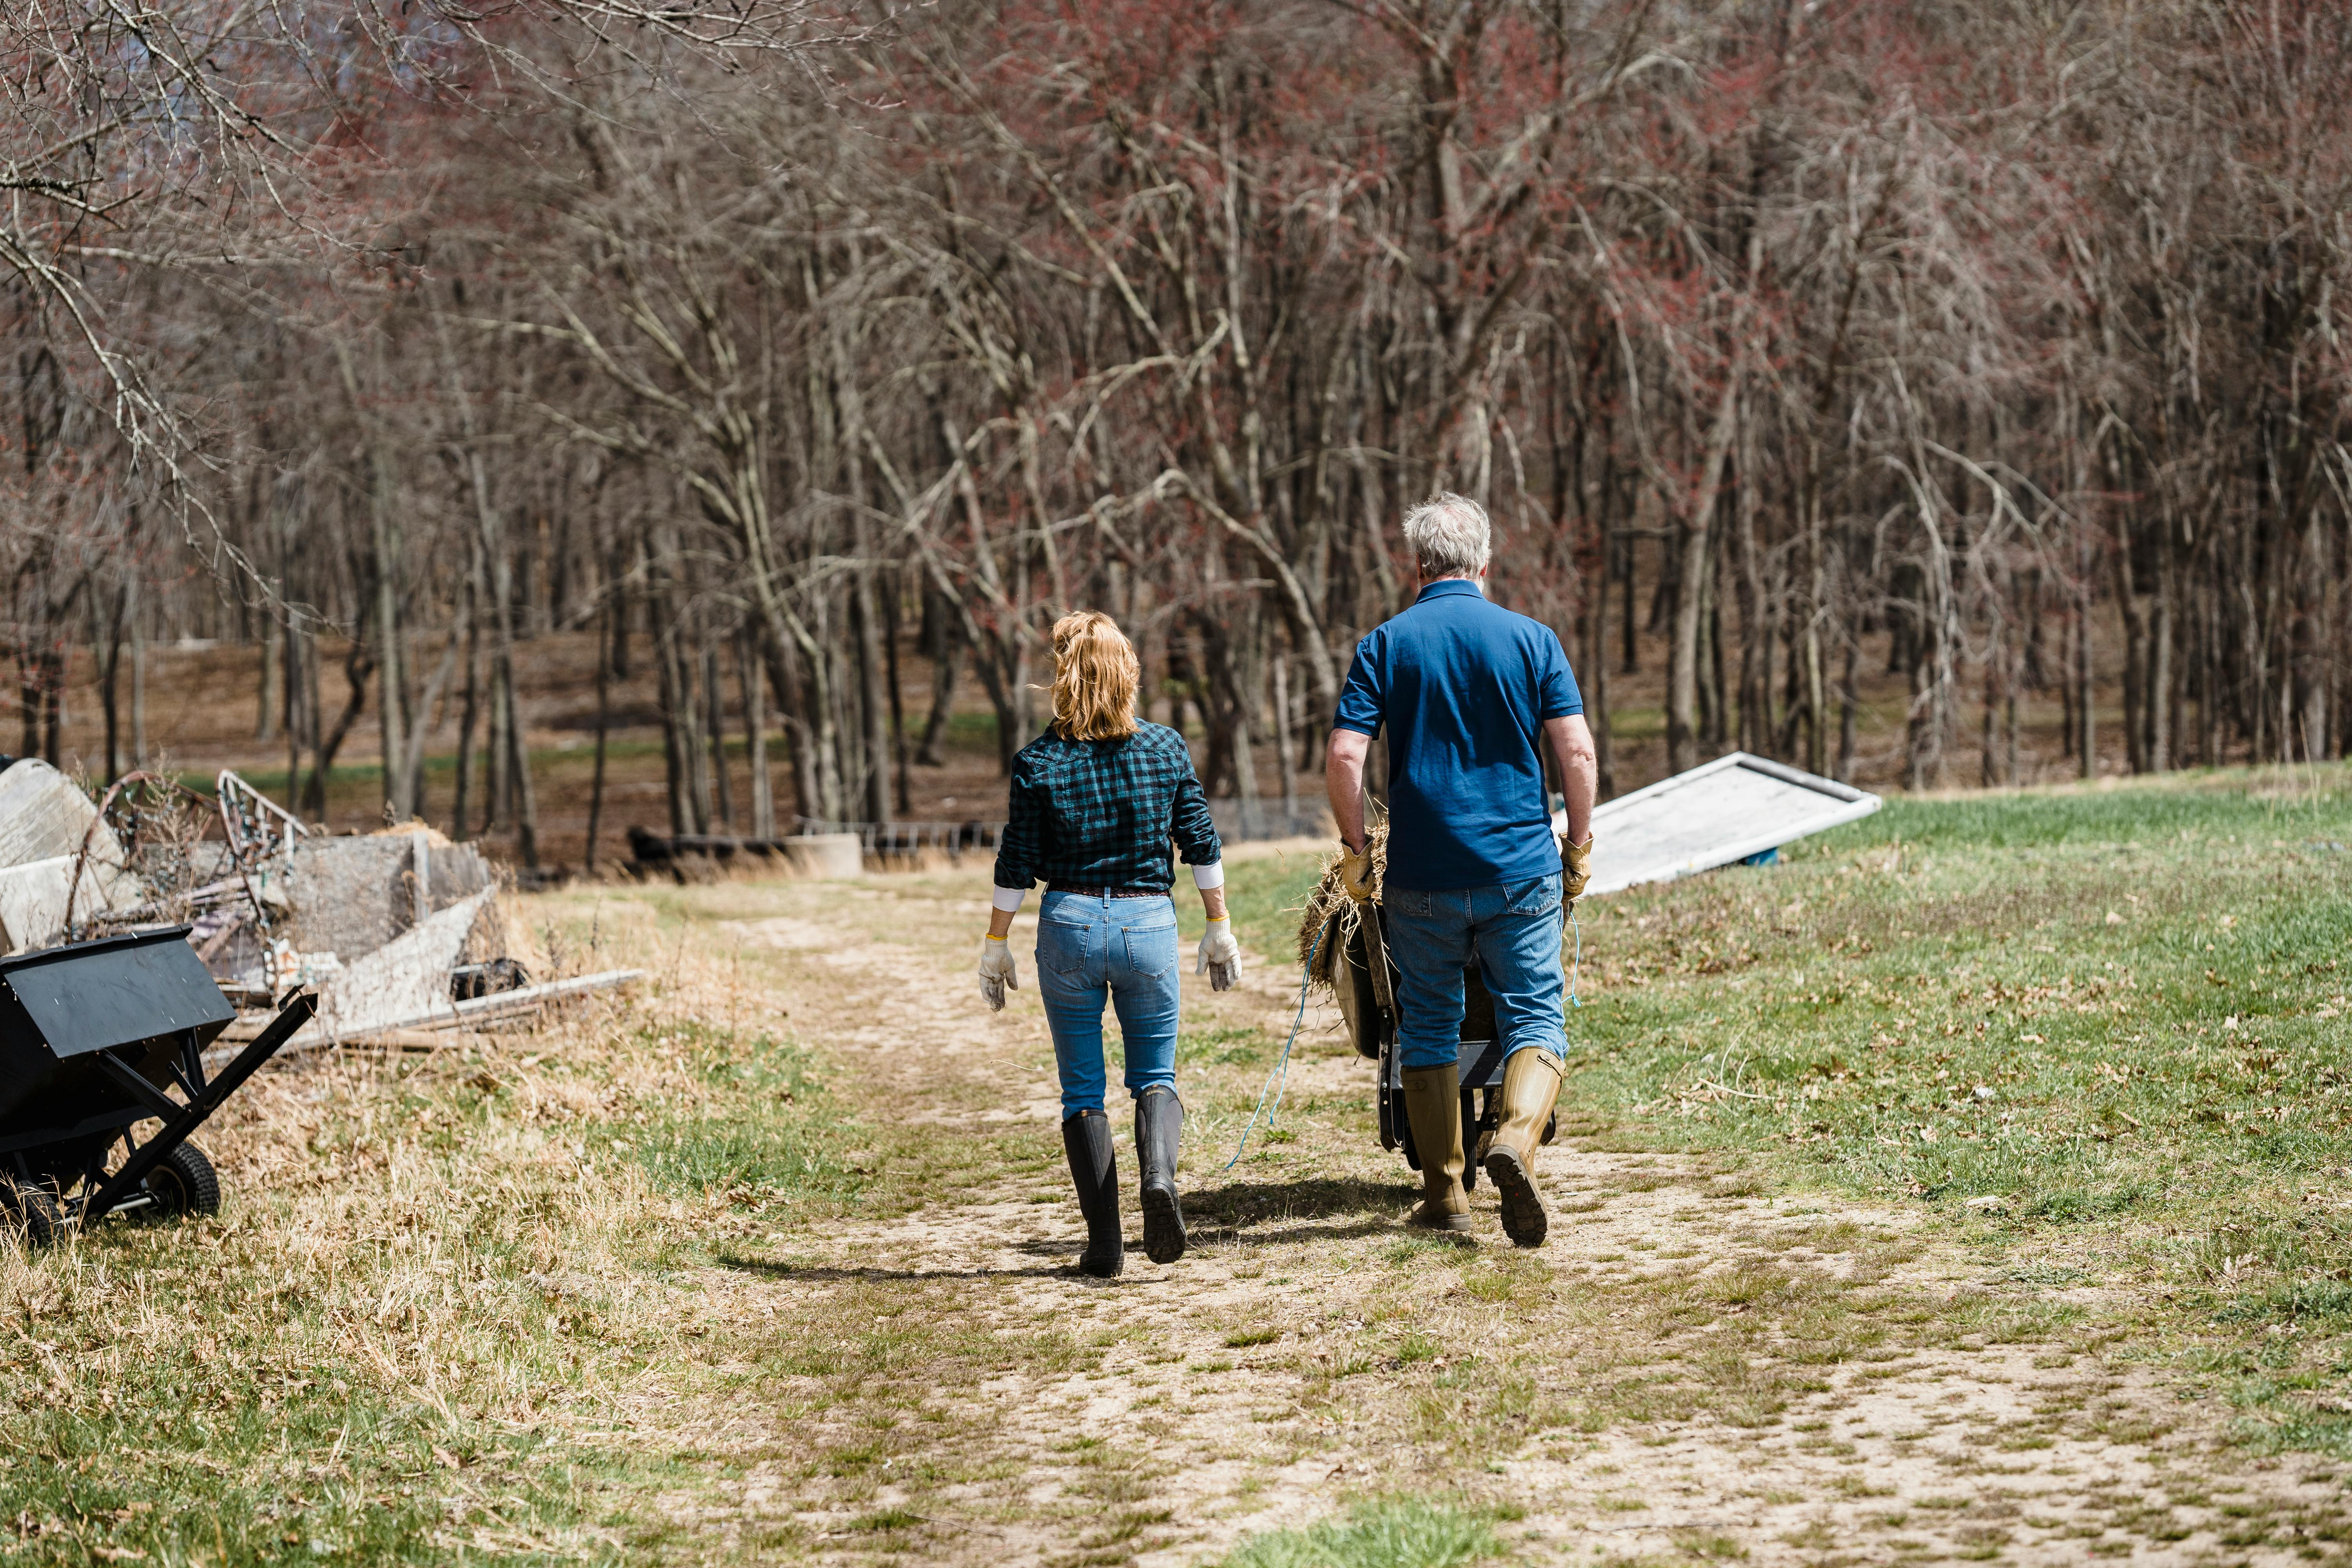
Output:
top-left (1414, 578), bottom-right (1485, 604)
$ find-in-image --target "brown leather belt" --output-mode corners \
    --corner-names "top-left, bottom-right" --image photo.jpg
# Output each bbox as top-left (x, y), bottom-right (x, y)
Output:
top-left (1049, 883), bottom-right (1162, 899)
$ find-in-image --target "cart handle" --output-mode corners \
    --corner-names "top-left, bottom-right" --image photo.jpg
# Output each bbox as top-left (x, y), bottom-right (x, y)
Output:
top-left (78, 990), bottom-right (318, 1228)
top-left (1359, 902), bottom-right (1398, 1023)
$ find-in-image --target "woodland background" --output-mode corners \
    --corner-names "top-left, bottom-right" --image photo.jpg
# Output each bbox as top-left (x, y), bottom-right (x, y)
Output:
top-left (5, 0), bottom-right (2350, 869)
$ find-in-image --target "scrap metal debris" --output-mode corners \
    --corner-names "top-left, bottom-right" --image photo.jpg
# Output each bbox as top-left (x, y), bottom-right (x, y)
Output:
top-left (0, 760), bottom-right (635, 1050)
top-left (0, 759), bottom-right (144, 950)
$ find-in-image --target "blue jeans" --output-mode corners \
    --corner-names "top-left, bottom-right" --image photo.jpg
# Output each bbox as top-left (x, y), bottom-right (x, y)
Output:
top-left (1036, 891), bottom-right (1181, 1115)
top-left (1382, 873), bottom-right (1568, 1071)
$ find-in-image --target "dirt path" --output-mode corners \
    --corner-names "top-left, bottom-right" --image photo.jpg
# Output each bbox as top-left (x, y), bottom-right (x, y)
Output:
top-left (637, 873), bottom-right (2352, 1566)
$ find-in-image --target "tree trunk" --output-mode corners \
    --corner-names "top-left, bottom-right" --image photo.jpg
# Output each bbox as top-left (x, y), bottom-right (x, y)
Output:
top-left (307, 644), bottom-right (377, 819)
top-left (282, 621), bottom-right (304, 816)
top-left (766, 631), bottom-right (819, 828)
top-left (130, 582), bottom-right (147, 772)
top-left (1618, 530), bottom-right (1639, 675)
top-left (915, 583), bottom-right (963, 767)
top-left (2111, 519), bottom-right (2150, 774)
top-left (852, 566), bottom-right (892, 825)
top-left (505, 650), bottom-right (541, 867)
top-left (741, 628), bottom-right (773, 838)
top-left (1272, 652), bottom-right (1296, 811)
top-left (94, 584), bottom-right (125, 784)
top-left (453, 573), bottom-right (481, 841)
top-left (2153, 518), bottom-right (2177, 773)
top-left (666, 620), bottom-right (708, 835)
top-left (1733, 474), bottom-right (1766, 756)
top-left (1836, 640), bottom-right (1858, 783)
top-left (585, 595), bottom-right (613, 873)
top-left (1668, 377), bottom-right (1740, 775)
top-left (2076, 555), bottom-right (2096, 780)
top-left (256, 618), bottom-right (281, 743)
top-left (657, 606), bottom-right (689, 838)
top-left (368, 475), bottom-right (410, 824)
top-left (1586, 532), bottom-right (1614, 800)
top-left (485, 625), bottom-right (510, 834)
top-left (883, 565), bottom-right (909, 816)
top-left (704, 641), bottom-right (733, 831)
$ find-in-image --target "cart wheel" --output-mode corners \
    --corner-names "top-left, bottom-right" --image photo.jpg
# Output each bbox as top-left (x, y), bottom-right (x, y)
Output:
top-left (140, 1143), bottom-right (221, 1220)
top-left (2, 1179), bottom-right (64, 1246)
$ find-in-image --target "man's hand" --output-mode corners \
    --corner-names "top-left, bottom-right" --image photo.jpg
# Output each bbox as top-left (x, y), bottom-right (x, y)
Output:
top-left (1196, 917), bottom-right (1241, 991)
top-left (977, 936), bottom-right (1018, 1011)
top-left (1561, 837), bottom-right (1594, 904)
top-left (1338, 842), bottom-right (1376, 903)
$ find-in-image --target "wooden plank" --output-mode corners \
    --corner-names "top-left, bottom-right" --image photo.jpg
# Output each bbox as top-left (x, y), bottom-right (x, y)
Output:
top-left (217, 967), bottom-right (645, 1057)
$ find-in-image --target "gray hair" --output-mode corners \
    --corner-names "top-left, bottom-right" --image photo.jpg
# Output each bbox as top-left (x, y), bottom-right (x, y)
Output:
top-left (1401, 493), bottom-right (1492, 579)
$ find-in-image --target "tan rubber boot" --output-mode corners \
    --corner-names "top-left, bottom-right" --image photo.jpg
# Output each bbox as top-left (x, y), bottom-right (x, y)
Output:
top-left (1399, 1063), bottom-right (1472, 1232)
top-left (1485, 1049), bottom-right (1563, 1247)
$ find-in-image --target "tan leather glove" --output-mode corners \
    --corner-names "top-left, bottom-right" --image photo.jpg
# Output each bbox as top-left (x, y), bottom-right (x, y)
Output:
top-left (1337, 842), bottom-right (1376, 903)
top-left (1562, 837), bottom-right (1594, 904)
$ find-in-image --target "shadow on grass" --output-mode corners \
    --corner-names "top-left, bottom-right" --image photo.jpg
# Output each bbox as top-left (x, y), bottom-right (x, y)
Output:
top-left (716, 1177), bottom-right (1415, 1278)
top-left (1185, 1174), bottom-right (1412, 1222)
top-left (715, 1249), bottom-right (1072, 1282)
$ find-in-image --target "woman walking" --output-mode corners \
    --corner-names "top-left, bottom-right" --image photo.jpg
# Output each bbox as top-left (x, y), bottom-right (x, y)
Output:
top-left (977, 611), bottom-right (1241, 1278)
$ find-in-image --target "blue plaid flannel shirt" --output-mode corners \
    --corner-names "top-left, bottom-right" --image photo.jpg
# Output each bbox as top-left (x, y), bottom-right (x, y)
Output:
top-left (992, 722), bottom-right (1221, 894)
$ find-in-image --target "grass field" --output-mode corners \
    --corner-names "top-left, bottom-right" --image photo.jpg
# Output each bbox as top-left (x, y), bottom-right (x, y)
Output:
top-left (0, 763), bottom-right (2347, 1566)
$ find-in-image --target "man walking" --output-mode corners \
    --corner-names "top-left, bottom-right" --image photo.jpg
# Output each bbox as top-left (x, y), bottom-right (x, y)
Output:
top-left (1325, 494), bottom-right (1598, 1246)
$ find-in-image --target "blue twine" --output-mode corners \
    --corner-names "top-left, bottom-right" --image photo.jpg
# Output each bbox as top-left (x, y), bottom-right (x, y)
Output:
top-left (1566, 904), bottom-right (1583, 1009)
top-left (1220, 923), bottom-right (1323, 1173)
top-left (1221, 896), bottom-right (1581, 1174)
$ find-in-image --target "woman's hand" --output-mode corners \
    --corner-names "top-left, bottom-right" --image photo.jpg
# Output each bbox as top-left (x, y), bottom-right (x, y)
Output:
top-left (978, 936), bottom-right (1019, 1011)
top-left (1196, 918), bottom-right (1241, 991)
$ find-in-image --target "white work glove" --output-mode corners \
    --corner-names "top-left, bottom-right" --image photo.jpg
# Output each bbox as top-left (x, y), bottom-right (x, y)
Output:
top-left (977, 935), bottom-right (1018, 1011)
top-left (1196, 916), bottom-right (1241, 992)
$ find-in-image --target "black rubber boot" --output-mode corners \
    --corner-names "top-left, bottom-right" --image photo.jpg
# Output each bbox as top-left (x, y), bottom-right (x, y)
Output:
top-left (1061, 1111), bottom-right (1123, 1278)
top-left (1134, 1087), bottom-right (1188, 1265)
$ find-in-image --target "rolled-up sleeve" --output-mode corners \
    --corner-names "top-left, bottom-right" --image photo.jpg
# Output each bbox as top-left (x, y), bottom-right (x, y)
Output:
top-left (1167, 748), bottom-right (1221, 867)
top-left (993, 760), bottom-right (1044, 890)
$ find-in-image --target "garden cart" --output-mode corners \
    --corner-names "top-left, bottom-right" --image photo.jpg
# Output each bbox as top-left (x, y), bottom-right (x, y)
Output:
top-left (0, 926), bottom-right (316, 1243)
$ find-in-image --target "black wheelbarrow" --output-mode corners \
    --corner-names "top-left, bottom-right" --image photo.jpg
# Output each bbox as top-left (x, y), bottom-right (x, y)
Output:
top-left (1319, 902), bottom-right (1555, 1183)
top-left (0, 927), bottom-right (316, 1243)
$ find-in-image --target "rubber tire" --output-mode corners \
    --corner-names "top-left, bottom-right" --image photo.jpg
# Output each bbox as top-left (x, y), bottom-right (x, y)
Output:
top-left (3, 1179), bottom-right (64, 1246)
top-left (141, 1142), bottom-right (221, 1220)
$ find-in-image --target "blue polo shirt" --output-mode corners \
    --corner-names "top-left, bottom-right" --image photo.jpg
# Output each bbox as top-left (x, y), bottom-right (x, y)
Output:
top-left (1332, 579), bottom-right (1582, 891)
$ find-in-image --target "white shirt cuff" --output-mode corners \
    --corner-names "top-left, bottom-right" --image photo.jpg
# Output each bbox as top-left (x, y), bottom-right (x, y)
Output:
top-left (1190, 861), bottom-right (1225, 891)
top-left (991, 886), bottom-right (1027, 913)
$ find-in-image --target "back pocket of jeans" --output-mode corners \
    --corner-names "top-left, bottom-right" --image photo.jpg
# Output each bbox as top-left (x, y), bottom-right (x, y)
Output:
top-left (1039, 920), bottom-right (1095, 975)
top-left (1504, 874), bottom-right (1561, 918)
top-left (1121, 923), bottom-right (1177, 979)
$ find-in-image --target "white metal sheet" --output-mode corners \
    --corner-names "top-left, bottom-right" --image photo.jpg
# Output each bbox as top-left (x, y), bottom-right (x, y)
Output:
top-left (1561, 751), bottom-right (1882, 897)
